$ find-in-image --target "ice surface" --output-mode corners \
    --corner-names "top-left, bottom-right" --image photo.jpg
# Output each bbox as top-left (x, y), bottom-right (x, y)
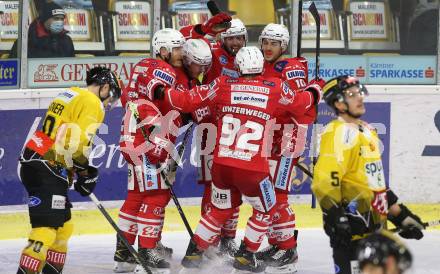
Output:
top-left (1, 229), bottom-right (439, 274)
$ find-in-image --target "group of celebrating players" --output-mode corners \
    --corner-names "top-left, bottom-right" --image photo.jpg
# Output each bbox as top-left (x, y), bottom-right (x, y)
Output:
top-left (16, 9), bottom-right (427, 274)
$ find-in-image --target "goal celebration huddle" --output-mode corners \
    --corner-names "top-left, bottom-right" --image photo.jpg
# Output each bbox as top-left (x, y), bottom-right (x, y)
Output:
top-left (16, 4), bottom-right (426, 274)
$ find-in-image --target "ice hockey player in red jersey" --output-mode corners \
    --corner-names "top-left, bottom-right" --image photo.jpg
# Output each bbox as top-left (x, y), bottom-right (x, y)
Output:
top-left (174, 39), bottom-right (212, 92)
top-left (202, 18), bottom-right (247, 83)
top-left (143, 46), bottom-right (323, 273)
top-left (114, 28), bottom-right (185, 274)
top-left (258, 23), bottom-right (325, 273)
top-left (180, 11), bottom-right (232, 45)
top-left (182, 18), bottom-right (248, 259)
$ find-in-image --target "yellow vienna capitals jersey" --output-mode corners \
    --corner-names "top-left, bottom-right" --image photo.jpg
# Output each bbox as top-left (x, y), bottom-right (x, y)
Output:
top-left (311, 117), bottom-right (386, 215)
top-left (40, 87), bottom-right (105, 169)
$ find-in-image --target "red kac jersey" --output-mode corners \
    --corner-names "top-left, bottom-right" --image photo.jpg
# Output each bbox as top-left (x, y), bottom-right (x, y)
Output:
top-left (120, 58), bottom-right (182, 165)
top-left (162, 75), bottom-right (315, 173)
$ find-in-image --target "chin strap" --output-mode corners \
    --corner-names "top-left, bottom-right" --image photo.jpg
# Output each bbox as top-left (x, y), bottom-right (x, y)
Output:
top-left (339, 101), bottom-right (362, 119)
top-left (98, 86), bottom-right (109, 102)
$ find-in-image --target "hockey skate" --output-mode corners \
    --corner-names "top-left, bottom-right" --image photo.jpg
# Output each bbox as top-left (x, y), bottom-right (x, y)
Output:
top-left (113, 237), bottom-right (136, 273)
top-left (255, 245), bottom-right (277, 261)
top-left (156, 241), bottom-right (173, 259)
top-left (264, 247), bottom-right (298, 274)
top-left (181, 240), bottom-right (204, 269)
top-left (134, 247), bottom-right (170, 274)
top-left (218, 237), bottom-right (239, 258)
top-left (231, 241), bottom-right (266, 273)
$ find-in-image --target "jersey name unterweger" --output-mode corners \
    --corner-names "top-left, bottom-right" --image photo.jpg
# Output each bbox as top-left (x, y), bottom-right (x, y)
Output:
top-left (222, 106), bottom-right (271, 120)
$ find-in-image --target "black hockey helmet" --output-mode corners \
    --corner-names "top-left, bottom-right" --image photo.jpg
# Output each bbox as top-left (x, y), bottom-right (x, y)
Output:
top-left (322, 75), bottom-right (368, 109)
top-left (86, 66), bottom-right (123, 106)
top-left (357, 230), bottom-right (412, 272)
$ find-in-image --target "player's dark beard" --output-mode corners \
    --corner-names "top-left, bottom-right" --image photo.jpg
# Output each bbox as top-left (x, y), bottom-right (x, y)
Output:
top-left (343, 104), bottom-right (363, 119)
top-left (223, 44), bottom-right (237, 56)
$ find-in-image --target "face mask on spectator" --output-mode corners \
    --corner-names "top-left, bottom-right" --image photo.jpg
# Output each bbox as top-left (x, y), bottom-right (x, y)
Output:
top-left (49, 21), bottom-right (64, 34)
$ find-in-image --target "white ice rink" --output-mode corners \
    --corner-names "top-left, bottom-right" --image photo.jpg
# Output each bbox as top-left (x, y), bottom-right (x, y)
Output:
top-left (1, 229), bottom-right (439, 274)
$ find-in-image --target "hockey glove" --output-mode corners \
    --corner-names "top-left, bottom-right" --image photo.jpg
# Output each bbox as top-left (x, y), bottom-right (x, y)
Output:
top-left (163, 158), bottom-right (178, 185)
top-left (74, 166), bottom-right (98, 196)
top-left (388, 204), bottom-right (424, 240)
top-left (200, 12), bottom-right (232, 35)
top-left (323, 206), bottom-right (352, 248)
top-left (144, 76), bottom-right (166, 100)
top-left (305, 78), bottom-right (325, 104)
top-left (371, 190), bottom-right (388, 215)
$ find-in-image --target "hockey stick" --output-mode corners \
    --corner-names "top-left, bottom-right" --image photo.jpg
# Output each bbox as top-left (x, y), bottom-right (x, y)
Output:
top-left (297, 0), bottom-right (303, 57)
top-left (88, 193), bottom-right (153, 274)
top-left (207, 0), bottom-right (221, 15)
top-left (128, 102), bottom-right (195, 238)
top-left (308, 2), bottom-right (320, 81)
top-left (207, 0), bottom-right (231, 29)
top-left (296, 162), bottom-right (314, 179)
top-left (308, 2), bottom-right (320, 208)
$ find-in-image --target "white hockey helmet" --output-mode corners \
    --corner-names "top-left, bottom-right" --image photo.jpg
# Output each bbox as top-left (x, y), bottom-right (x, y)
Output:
top-left (258, 23), bottom-right (290, 51)
top-left (183, 39), bottom-right (212, 67)
top-left (234, 46), bottom-right (264, 75)
top-left (220, 18), bottom-right (248, 42)
top-left (152, 28), bottom-right (185, 56)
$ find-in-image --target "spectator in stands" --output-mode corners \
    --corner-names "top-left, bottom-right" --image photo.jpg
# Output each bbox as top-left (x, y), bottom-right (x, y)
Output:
top-left (10, 1), bottom-right (74, 58)
top-left (405, 0), bottom-right (439, 55)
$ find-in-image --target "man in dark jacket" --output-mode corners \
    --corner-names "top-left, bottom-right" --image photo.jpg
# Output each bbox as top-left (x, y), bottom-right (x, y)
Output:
top-left (10, 1), bottom-right (74, 58)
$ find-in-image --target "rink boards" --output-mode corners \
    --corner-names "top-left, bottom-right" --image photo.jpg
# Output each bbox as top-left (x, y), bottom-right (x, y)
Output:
top-left (0, 85), bottom-right (440, 239)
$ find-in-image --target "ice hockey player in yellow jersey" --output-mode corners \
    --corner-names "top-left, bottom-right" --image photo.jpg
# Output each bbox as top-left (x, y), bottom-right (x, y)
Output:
top-left (312, 75), bottom-right (425, 274)
top-left (17, 67), bottom-right (122, 274)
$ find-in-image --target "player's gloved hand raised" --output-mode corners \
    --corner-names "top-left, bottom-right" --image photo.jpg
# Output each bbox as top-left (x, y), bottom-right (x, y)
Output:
top-left (305, 78), bottom-right (325, 104)
top-left (74, 166), bottom-right (98, 196)
top-left (200, 12), bottom-right (232, 35)
top-left (389, 204), bottom-right (425, 240)
top-left (138, 74), bottom-right (166, 100)
top-left (323, 206), bottom-right (352, 248)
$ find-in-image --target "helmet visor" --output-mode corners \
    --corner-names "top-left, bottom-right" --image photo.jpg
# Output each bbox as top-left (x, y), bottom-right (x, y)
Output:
top-left (106, 78), bottom-right (123, 110)
top-left (343, 84), bottom-right (368, 99)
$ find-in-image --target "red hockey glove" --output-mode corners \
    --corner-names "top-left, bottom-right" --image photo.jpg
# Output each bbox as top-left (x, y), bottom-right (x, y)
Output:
top-left (371, 190), bottom-right (388, 215)
top-left (138, 74), bottom-right (166, 101)
top-left (305, 77), bottom-right (325, 104)
top-left (200, 12), bottom-right (232, 35)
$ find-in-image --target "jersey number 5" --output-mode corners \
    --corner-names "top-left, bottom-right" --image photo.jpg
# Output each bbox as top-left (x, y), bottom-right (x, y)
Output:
top-left (331, 171), bottom-right (340, 187)
top-left (219, 116), bottom-right (264, 152)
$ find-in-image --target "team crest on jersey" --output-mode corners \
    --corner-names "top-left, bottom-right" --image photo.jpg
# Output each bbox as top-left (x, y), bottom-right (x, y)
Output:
top-left (153, 69), bottom-right (175, 86)
top-left (263, 80), bottom-right (275, 87)
top-left (286, 70), bottom-right (306, 80)
top-left (28, 196), bottom-right (41, 207)
top-left (282, 82), bottom-right (293, 96)
top-left (274, 60), bottom-right (288, 72)
top-left (219, 55), bottom-right (228, 65)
